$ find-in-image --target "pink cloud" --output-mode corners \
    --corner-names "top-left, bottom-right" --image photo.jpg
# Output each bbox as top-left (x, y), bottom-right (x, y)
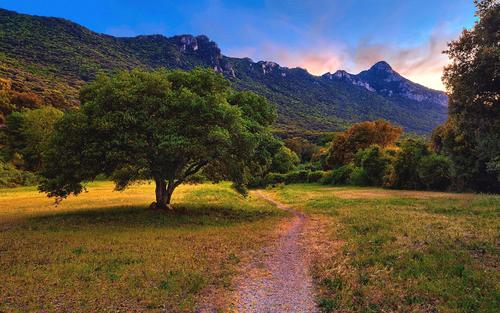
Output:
top-left (227, 26), bottom-right (456, 91)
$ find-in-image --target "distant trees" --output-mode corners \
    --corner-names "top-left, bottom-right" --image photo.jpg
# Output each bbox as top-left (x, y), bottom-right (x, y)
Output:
top-left (353, 145), bottom-right (390, 186)
top-left (0, 78), bottom-right (45, 125)
top-left (384, 139), bottom-right (430, 189)
top-left (270, 146), bottom-right (300, 174)
top-left (39, 68), bottom-right (279, 209)
top-left (326, 119), bottom-right (402, 168)
top-left (4, 107), bottom-right (63, 171)
top-left (284, 137), bottom-right (319, 163)
top-left (433, 0), bottom-right (499, 192)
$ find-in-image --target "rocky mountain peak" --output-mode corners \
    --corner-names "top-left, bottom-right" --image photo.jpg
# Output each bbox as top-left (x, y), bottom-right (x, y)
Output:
top-left (369, 61), bottom-right (394, 72)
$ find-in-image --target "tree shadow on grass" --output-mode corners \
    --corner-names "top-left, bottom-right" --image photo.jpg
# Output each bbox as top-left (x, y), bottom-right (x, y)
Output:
top-left (22, 203), bottom-right (280, 231)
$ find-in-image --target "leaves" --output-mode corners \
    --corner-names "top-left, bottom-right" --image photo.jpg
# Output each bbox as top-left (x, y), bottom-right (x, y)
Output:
top-left (39, 68), bottom-right (278, 201)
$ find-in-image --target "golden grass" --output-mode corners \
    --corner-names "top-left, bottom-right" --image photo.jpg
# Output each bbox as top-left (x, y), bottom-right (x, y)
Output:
top-left (0, 182), bottom-right (285, 312)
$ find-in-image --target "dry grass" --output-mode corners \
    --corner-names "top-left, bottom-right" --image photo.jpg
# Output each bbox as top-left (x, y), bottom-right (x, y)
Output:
top-left (268, 184), bottom-right (500, 313)
top-left (0, 181), bottom-right (285, 312)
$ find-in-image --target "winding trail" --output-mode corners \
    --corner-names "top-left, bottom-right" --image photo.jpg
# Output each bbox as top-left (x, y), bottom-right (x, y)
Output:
top-left (233, 191), bottom-right (318, 312)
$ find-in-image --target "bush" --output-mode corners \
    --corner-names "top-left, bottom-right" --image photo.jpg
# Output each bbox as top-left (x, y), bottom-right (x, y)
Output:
top-left (270, 146), bottom-right (300, 174)
top-left (354, 145), bottom-right (390, 186)
top-left (264, 172), bottom-right (287, 185)
top-left (307, 170), bottom-right (325, 183)
top-left (349, 167), bottom-right (370, 186)
top-left (0, 161), bottom-right (38, 188)
top-left (285, 170), bottom-right (310, 184)
top-left (384, 139), bottom-right (429, 189)
top-left (321, 164), bottom-right (353, 185)
top-left (326, 119), bottom-right (402, 168)
top-left (417, 154), bottom-right (451, 190)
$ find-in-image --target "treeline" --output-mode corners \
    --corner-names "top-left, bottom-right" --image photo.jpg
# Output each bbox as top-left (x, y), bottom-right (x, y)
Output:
top-left (0, 77), bottom-right (65, 187)
top-left (252, 119), bottom-right (454, 191)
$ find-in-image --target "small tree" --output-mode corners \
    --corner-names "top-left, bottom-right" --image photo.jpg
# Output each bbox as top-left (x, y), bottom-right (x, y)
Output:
top-left (39, 69), bottom-right (277, 209)
top-left (270, 146), bottom-right (300, 174)
top-left (417, 154), bottom-right (452, 191)
top-left (284, 137), bottom-right (319, 163)
top-left (354, 145), bottom-right (390, 186)
top-left (326, 119), bottom-right (402, 168)
top-left (5, 107), bottom-right (64, 171)
top-left (385, 139), bottom-right (429, 189)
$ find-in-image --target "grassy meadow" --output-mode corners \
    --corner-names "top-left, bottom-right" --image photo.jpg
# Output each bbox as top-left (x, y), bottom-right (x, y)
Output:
top-left (1, 181), bottom-right (499, 312)
top-left (267, 184), bottom-right (500, 312)
top-left (0, 182), bottom-right (285, 312)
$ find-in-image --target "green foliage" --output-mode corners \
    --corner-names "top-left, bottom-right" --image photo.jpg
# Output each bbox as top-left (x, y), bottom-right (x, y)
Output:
top-left (417, 154), bottom-right (452, 191)
top-left (349, 167), bottom-right (370, 186)
top-left (283, 137), bottom-right (320, 163)
top-left (354, 145), bottom-right (390, 186)
top-left (307, 170), bottom-right (325, 183)
top-left (435, 0), bottom-right (500, 192)
top-left (321, 165), bottom-right (354, 185)
top-left (4, 107), bottom-right (63, 171)
top-left (385, 139), bottom-right (429, 189)
top-left (326, 119), bottom-right (402, 168)
top-left (264, 172), bottom-right (287, 186)
top-left (284, 170), bottom-right (310, 184)
top-left (0, 160), bottom-right (38, 187)
top-left (39, 68), bottom-right (277, 207)
top-left (270, 146), bottom-right (300, 174)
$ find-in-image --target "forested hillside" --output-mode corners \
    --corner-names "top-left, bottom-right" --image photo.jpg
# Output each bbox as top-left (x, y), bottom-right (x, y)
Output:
top-left (0, 8), bottom-right (447, 133)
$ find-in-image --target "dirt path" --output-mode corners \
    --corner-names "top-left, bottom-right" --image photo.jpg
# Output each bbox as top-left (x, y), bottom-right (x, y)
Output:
top-left (232, 191), bottom-right (318, 313)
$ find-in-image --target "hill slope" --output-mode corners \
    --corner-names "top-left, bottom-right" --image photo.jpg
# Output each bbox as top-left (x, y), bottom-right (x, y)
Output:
top-left (0, 9), bottom-right (447, 133)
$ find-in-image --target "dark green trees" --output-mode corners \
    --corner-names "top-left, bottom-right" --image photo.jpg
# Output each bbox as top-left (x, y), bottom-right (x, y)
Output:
top-left (433, 0), bottom-right (499, 192)
top-left (39, 68), bottom-right (278, 209)
top-left (4, 107), bottom-right (63, 171)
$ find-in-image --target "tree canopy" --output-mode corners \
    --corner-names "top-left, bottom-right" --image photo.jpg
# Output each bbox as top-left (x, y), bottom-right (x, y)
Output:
top-left (4, 107), bottom-right (63, 171)
top-left (433, 0), bottom-right (499, 192)
top-left (39, 68), bottom-right (278, 208)
top-left (326, 119), bottom-right (402, 168)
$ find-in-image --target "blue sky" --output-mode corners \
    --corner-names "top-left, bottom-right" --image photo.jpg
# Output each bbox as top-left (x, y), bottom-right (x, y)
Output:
top-left (2, 0), bottom-right (476, 90)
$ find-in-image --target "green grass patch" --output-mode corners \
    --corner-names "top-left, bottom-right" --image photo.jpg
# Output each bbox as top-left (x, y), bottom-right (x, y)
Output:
top-left (270, 184), bottom-right (500, 313)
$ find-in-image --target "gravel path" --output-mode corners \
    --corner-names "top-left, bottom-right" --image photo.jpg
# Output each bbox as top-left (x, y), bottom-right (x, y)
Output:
top-left (233, 191), bottom-right (318, 313)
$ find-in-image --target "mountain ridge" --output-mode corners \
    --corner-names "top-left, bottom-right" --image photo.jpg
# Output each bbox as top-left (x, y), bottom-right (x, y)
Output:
top-left (0, 8), bottom-right (448, 133)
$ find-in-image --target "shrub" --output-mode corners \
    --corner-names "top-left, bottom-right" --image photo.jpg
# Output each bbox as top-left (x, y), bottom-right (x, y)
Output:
top-left (385, 139), bottom-right (429, 189)
top-left (349, 167), bottom-right (370, 186)
top-left (285, 170), bottom-right (310, 184)
top-left (326, 119), bottom-right (402, 168)
top-left (354, 145), bottom-right (390, 186)
top-left (0, 161), bottom-right (38, 188)
top-left (264, 172), bottom-right (287, 185)
top-left (417, 154), bottom-right (451, 190)
top-left (270, 146), bottom-right (300, 174)
top-left (307, 170), bottom-right (325, 183)
top-left (321, 165), bottom-right (353, 185)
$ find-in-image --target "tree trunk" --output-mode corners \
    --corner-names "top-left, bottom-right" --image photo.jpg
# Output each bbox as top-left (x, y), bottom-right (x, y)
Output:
top-left (152, 178), bottom-right (175, 210)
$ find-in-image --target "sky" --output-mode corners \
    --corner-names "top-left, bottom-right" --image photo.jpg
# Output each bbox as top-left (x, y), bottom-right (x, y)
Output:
top-left (2, 1), bottom-right (477, 90)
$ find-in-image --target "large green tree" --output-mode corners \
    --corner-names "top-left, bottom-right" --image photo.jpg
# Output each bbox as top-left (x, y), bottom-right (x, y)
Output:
top-left (39, 68), bottom-right (278, 209)
top-left (433, 0), bottom-right (499, 192)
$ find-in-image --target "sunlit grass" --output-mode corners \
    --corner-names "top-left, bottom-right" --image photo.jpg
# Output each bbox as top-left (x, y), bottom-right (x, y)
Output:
top-left (268, 184), bottom-right (500, 313)
top-left (0, 182), bottom-right (285, 312)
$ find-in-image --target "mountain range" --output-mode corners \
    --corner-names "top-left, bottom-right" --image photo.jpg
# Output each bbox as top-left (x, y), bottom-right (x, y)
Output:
top-left (0, 8), bottom-right (448, 134)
